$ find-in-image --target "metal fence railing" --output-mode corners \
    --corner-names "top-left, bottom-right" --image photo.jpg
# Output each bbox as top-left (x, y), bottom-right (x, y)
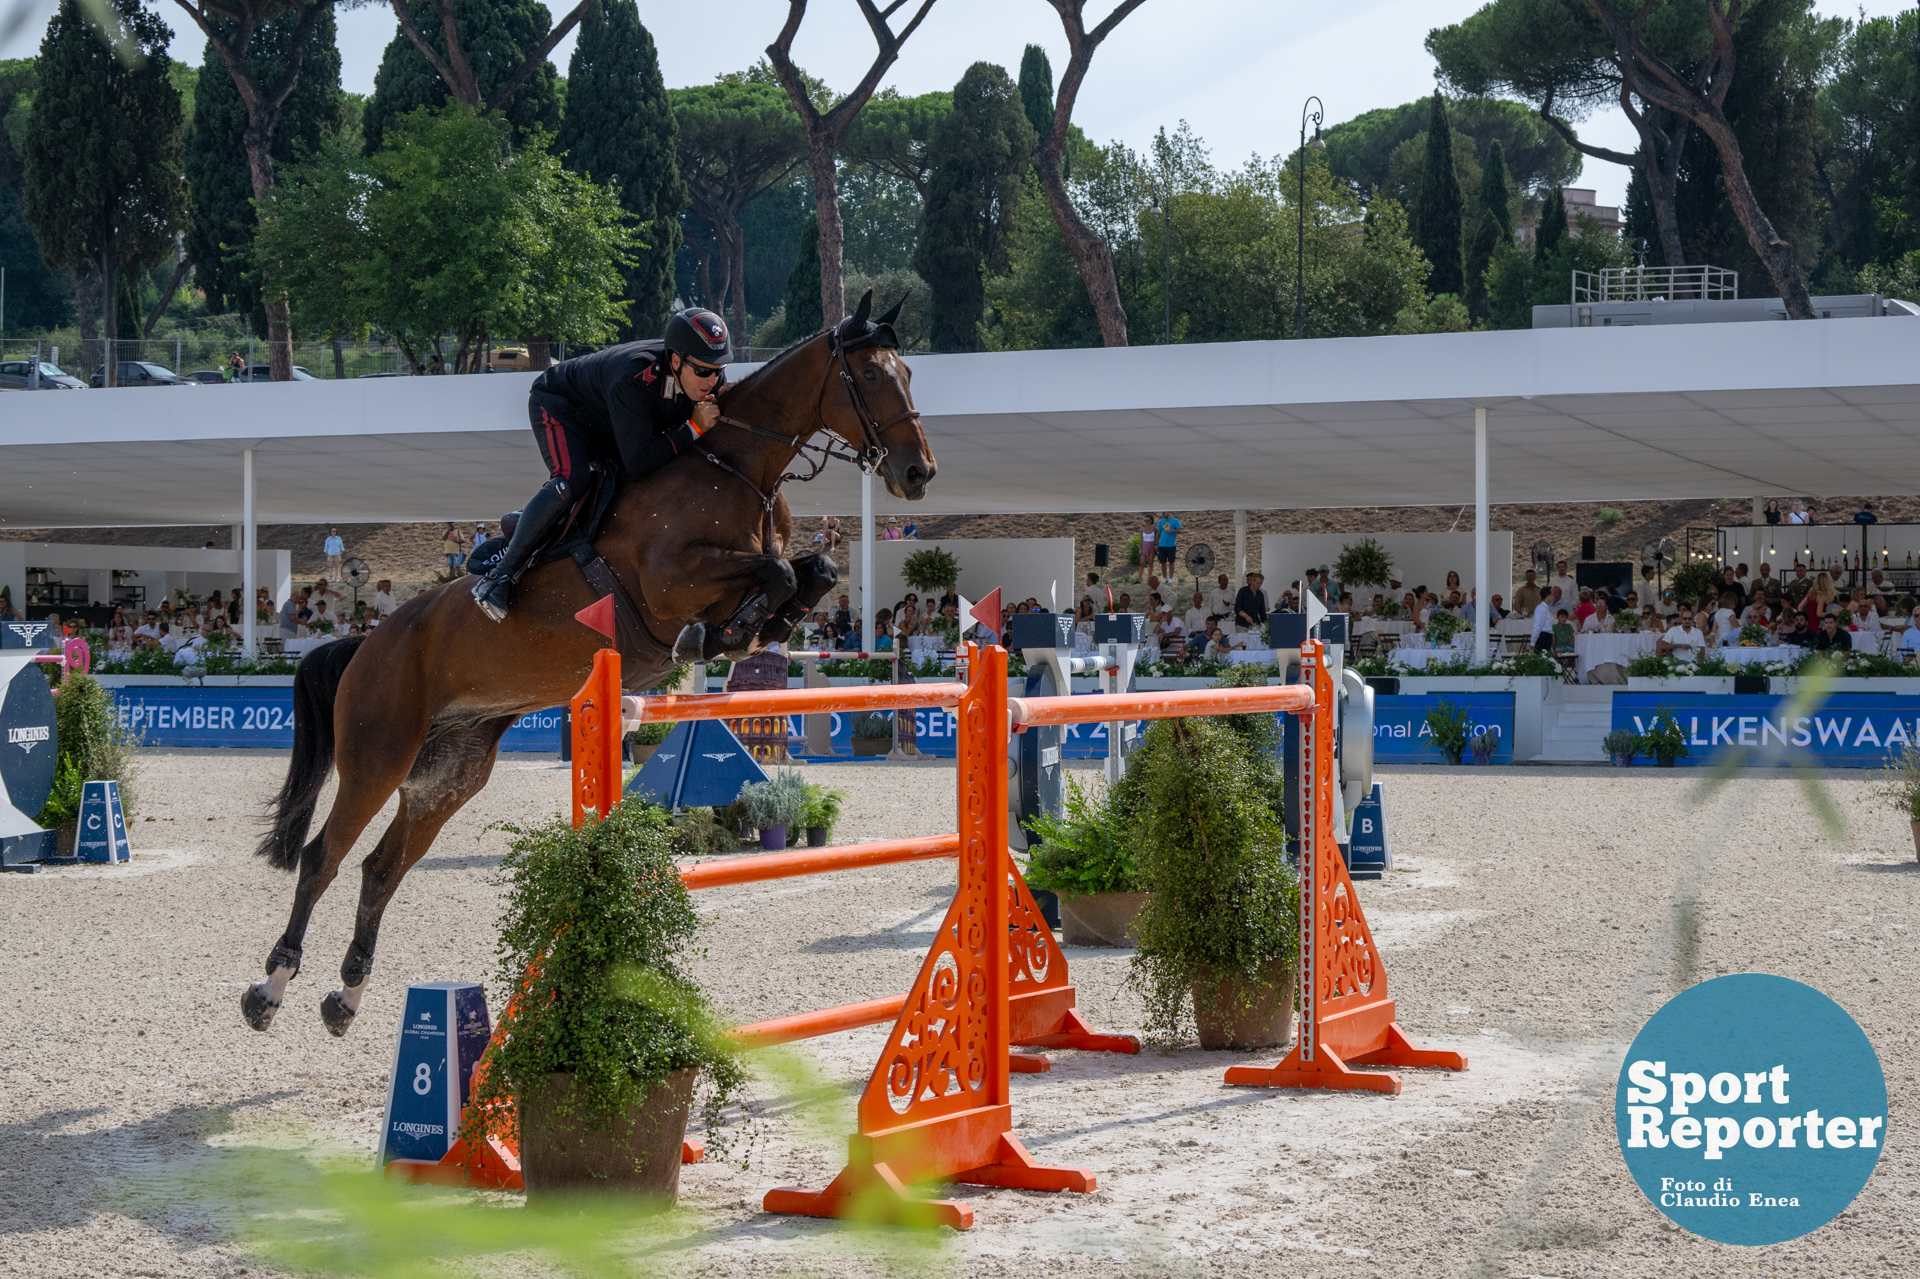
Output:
top-left (1571, 265), bottom-right (1738, 304)
top-left (0, 338), bottom-right (550, 383)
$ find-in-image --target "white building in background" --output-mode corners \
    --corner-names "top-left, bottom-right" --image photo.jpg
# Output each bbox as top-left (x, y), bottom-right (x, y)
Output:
top-left (0, 541), bottom-right (292, 618)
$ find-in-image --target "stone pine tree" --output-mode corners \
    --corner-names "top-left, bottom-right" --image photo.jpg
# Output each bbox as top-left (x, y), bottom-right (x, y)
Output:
top-left (1535, 186), bottom-right (1567, 260)
top-left (1412, 91), bottom-right (1464, 296)
top-left (782, 212), bottom-right (822, 341)
top-left (365, 0), bottom-right (562, 153)
top-left (184, 7), bottom-right (341, 329)
top-left (23, 0), bottom-right (185, 386)
top-left (555, 0), bottom-right (684, 339)
top-left (915, 62), bottom-right (1034, 352)
top-left (1017, 44), bottom-right (1053, 146)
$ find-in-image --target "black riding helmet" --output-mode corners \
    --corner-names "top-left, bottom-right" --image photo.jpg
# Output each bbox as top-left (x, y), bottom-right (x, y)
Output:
top-left (664, 307), bottom-right (730, 368)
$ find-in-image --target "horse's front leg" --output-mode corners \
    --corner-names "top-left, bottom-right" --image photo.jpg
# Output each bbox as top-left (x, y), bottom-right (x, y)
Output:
top-left (657, 545), bottom-right (798, 662)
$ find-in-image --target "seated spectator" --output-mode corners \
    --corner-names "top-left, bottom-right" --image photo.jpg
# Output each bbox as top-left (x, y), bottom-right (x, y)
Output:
top-left (1810, 615), bottom-right (1846, 652)
top-left (1116, 593), bottom-right (1134, 614)
top-left (157, 622), bottom-right (182, 654)
top-left (1369, 594), bottom-right (1387, 617)
top-left (1656, 607), bottom-right (1706, 661)
top-left (1552, 610), bottom-right (1576, 655)
top-left (133, 612), bottom-right (161, 646)
top-left (0, 594), bottom-right (15, 623)
top-left (872, 608), bottom-right (894, 651)
top-left (1512, 570), bottom-right (1543, 614)
top-left (1900, 614), bottom-right (1920, 663)
top-left (1203, 621), bottom-right (1231, 659)
top-left (1580, 599), bottom-right (1613, 633)
top-left (1573, 588), bottom-right (1596, 626)
top-left (1487, 593), bottom-right (1507, 621)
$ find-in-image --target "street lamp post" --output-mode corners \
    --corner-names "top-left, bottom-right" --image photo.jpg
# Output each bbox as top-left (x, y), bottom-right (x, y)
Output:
top-left (1148, 190), bottom-right (1171, 342)
top-left (1295, 96), bottom-right (1325, 341)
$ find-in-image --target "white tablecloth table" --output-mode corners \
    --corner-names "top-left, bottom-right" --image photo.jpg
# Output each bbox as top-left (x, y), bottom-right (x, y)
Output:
top-left (1574, 632), bottom-right (1655, 680)
top-left (1393, 644), bottom-right (1470, 670)
top-left (1226, 649), bottom-right (1276, 666)
top-left (1354, 618), bottom-right (1414, 636)
top-left (282, 636), bottom-right (337, 656)
top-left (1715, 645), bottom-right (1802, 666)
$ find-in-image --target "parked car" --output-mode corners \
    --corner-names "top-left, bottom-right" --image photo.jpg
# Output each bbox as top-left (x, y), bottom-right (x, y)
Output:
top-left (241, 364), bottom-right (319, 381)
top-left (183, 369), bottom-right (229, 385)
top-left (0, 360), bottom-right (86, 389)
top-left (88, 361), bottom-right (193, 388)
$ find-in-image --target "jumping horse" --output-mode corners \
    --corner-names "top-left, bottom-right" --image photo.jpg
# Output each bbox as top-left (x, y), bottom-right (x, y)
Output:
top-left (242, 293), bottom-right (934, 1035)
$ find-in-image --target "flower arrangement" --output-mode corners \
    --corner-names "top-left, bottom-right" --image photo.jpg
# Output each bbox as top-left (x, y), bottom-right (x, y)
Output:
top-left (1333, 537), bottom-right (1394, 590)
top-left (900, 546), bottom-right (960, 595)
top-left (1424, 610), bottom-right (1464, 647)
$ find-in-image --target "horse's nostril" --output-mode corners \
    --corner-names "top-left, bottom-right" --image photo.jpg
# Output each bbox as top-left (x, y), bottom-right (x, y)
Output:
top-left (906, 466), bottom-right (925, 487)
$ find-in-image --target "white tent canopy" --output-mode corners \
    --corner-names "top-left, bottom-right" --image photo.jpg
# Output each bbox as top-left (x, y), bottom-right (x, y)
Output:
top-left (5, 317), bottom-right (1920, 529)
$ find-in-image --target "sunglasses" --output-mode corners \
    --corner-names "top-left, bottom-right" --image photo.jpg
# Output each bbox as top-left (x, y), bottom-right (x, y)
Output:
top-left (683, 361), bottom-right (723, 379)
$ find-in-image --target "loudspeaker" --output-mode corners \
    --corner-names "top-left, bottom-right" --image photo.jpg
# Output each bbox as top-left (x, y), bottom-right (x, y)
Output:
top-left (1581, 536), bottom-right (1597, 561)
top-left (1733, 674), bottom-right (1768, 695)
top-left (1093, 543), bottom-right (1109, 568)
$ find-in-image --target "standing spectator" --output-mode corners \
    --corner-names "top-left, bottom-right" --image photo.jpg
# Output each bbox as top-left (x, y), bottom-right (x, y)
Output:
top-left (1637, 564), bottom-right (1661, 605)
top-left (1531, 587), bottom-right (1561, 652)
top-left (372, 580), bottom-right (399, 617)
top-left (225, 350), bottom-right (244, 382)
top-left (1547, 560), bottom-right (1578, 611)
top-left (441, 523), bottom-right (465, 571)
top-left (1855, 501), bottom-right (1878, 526)
top-left (1512, 570), bottom-right (1543, 614)
top-left (323, 527), bottom-right (344, 581)
top-left (1718, 565), bottom-right (1746, 614)
top-left (882, 517), bottom-right (904, 541)
top-left (1788, 500), bottom-right (1809, 525)
top-left (1155, 513), bottom-right (1181, 572)
top-left (1081, 571), bottom-right (1104, 608)
top-left (1138, 515), bottom-right (1158, 581)
top-left (1764, 498), bottom-right (1781, 525)
top-left (1233, 572), bottom-right (1269, 632)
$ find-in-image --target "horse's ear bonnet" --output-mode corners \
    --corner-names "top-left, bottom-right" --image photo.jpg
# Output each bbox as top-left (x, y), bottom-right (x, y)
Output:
top-left (831, 288), bottom-right (902, 352)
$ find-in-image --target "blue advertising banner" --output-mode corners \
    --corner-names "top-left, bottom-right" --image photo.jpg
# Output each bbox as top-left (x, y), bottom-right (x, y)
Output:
top-left (1612, 694), bottom-right (1920, 766)
top-left (791, 700), bottom-right (1143, 760)
top-left (1371, 694), bottom-right (1515, 764)
top-left (105, 687), bottom-right (566, 751)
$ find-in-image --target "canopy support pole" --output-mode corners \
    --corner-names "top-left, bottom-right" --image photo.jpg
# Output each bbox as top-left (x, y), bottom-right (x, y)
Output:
top-left (1473, 408), bottom-right (1489, 667)
top-left (1234, 509), bottom-right (1247, 584)
top-left (861, 469), bottom-right (875, 649)
top-left (242, 448), bottom-right (256, 659)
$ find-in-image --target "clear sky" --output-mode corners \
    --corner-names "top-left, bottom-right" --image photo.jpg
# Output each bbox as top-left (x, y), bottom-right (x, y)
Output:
top-left (3, 0), bottom-right (1909, 212)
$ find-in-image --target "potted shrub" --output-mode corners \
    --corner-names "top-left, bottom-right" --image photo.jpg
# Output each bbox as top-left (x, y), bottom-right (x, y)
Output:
top-left (1871, 743), bottom-right (1920, 861)
top-left (1025, 777), bottom-right (1142, 947)
top-left (461, 800), bottom-right (745, 1203)
top-left (1128, 682), bottom-right (1297, 1051)
top-left (900, 546), bottom-right (960, 597)
top-left (1424, 697), bottom-right (1473, 765)
top-left (738, 771), bottom-right (809, 850)
top-left (32, 673), bottom-right (139, 854)
top-left (627, 720), bottom-right (670, 767)
top-left (1642, 709), bottom-right (1689, 767)
top-left (1333, 537), bottom-right (1394, 593)
top-left (1602, 729), bottom-right (1641, 767)
top-left (849, 711), bottom-right (894, 757)
top-left (802, 784), bottom-right (847, 847)
top-left (1468, 730), bottom-right (1499, 765)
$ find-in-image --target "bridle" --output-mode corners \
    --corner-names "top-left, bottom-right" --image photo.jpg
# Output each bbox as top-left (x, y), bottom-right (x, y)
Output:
top-left (699, 323), bottom-right (921, 551)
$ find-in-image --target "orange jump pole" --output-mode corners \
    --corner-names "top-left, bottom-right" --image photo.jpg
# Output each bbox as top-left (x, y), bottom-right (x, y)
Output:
top-left (762, 644), bottom-right (1098, 1230)
top-left (1223, 639), bottom-right (1467, 1095)
top-left (681, 834), bottom-right (960, 889)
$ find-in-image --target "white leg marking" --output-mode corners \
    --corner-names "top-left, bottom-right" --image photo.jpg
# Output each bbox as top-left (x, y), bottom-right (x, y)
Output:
top-left (259, 965), bottom-right (294, 1005)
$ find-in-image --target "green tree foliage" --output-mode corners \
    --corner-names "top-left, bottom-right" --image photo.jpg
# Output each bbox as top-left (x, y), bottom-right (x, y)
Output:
top-left (1017, 44), bottom-right (1053, 151)
top-left (0, 178), bottom-right (73, 331)
top-left (1535, 185), bottom-right (1567, 260)
top-left (22, 0), bottom-right (185, 369)
top-left (1323, 94), bottom-right (1579, 214)
top-left (363, 0), bottom-right (559, 154)
top-left (840, 88), bottom-right (949, 264)
top-left (1479, 137), bottom-right (1513, 237)
top-left (555, 0), bottom-right (683, 338)
top-left (1485, 208), bottom-right (1630, 328)
top-left (988, 123), bottom-right (1431, 348)
top-left (1818, 10), bottom-right (1920, 281)
top-left (183, 7), bottom-right (341, 326)
top-left (668, 80), bottom-right (805, 340)
top-left (916, 62), bottom-right (1034, 352)
top-left (782, 211), bottom-right (821, 340)
top-left (256, 105), bottom-right (634, 373)
top-left (1465, 209), bottom-right (1503, 322)
top-left (1412, 91), bottom-right (1464, 296)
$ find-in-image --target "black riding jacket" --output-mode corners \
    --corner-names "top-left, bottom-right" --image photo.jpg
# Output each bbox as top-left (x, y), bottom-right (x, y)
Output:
top-left (533, 339), bottom-right (727, 478)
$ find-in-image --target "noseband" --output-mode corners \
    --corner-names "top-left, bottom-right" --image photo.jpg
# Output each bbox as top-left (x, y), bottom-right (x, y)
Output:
top-left (701, 324), bottom-right (922, 550)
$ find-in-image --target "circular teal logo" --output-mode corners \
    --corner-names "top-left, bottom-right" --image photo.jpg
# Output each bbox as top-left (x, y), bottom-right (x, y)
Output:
top-left (1616, 974), bottom-right (1887, 1245)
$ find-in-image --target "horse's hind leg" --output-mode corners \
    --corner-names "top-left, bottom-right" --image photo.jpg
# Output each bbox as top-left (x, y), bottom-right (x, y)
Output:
top-left (320, 718), bottom-right (513, 1037)
top-left (243, 718), bottom-right (427, 1031)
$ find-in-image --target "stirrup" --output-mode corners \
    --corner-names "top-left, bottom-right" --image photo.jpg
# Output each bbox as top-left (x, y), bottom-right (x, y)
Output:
top-left (471, 574), bottom-right (511, 622)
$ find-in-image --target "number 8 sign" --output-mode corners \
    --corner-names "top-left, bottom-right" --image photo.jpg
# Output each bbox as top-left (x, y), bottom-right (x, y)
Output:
top-left (379, 982), bottom-right (491, 1167)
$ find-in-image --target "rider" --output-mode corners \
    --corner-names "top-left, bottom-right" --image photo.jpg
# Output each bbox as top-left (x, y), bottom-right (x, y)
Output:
top-left (471, 308), bottom-right (732, 622)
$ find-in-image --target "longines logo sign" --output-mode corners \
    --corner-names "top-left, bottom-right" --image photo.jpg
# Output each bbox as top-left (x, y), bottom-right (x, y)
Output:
top-left (8, 725), bottom-right (49, 753)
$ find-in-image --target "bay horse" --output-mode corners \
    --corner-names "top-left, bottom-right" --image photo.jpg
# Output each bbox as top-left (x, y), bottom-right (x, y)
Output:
top-left (242, 293), bottom-right (934, 1035)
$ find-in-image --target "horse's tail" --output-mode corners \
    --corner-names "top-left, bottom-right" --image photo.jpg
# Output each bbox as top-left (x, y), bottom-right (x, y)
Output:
top-left (256, 635), bottom-right (367, 871)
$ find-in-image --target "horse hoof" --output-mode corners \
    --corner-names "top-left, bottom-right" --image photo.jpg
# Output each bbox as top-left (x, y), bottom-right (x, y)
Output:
top-left (320, 990), bottom-right (357, 1038)
top-left (241, 983), bottom-right (281, 1032)
top-left (672, 623), bottom-right (707, 664)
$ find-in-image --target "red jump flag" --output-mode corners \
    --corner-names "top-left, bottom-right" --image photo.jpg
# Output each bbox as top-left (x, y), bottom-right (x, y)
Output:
top-left (574, 595), bottom-right (616, 642)
top-left (969, 588), bottom-right (1002, 638)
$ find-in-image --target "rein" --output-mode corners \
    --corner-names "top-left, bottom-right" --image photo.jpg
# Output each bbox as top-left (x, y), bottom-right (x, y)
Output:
top-left (702, 328), bottom-right (919, 553)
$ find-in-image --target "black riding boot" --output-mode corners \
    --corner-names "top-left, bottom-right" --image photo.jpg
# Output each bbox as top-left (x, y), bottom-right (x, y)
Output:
top-left (471, 477), bottom-right (571, 622)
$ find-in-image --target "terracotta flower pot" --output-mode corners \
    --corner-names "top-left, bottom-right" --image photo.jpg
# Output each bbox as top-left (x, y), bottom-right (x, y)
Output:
top-left (1058, 891), bottom-right (1147, 947)
top-left (517, 1068), bottom-right (696, 1203)
top-left (630, 744), bottom-right (658, 767)
top-left (1191, 959), bottom-right (1296, 1051)
top-left (852, 736), bottom-right (891, 757)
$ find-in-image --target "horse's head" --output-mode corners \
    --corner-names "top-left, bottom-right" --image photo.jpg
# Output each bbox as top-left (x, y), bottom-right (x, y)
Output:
top-left (826, 291), bottom-right (937, 501)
